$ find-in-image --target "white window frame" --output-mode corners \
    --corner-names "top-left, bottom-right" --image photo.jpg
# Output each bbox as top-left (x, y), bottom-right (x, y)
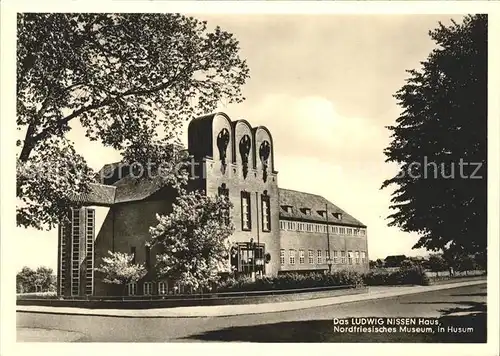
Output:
top-left (143, 282), bottom-right (153, 295)
top-left (280, 249), bottom-right (285, 265)
top-left (355, 251), bottom-right (360, 264)
top-left (308, 250), bottom-right (314, 264)
top-left (289, 250), bottom-right (296, 265)
top-left (317, 250), bottom-right (323, 264)
top-left (262, 198), bottom-right (270, 232)
top-left (299, 250), bottom-right (305, 264)
top-left (361, 251), bottom-right (366, 264)
top-left (341, 251), bottom-right (346, 264)
top-left (128, 282), bottom-right (137, 296)
top-left (348, 251), bottom-right (354, 265)
top-left (333, 250), bottom-right (338, 264)
top-left (242, 194), bottom-right (250, 230)
top-left (158, 281), bottom-right (168, 295)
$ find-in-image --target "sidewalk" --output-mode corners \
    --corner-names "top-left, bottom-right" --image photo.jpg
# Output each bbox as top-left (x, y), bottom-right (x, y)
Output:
top-left (16, 279), bottom-right (486, 318)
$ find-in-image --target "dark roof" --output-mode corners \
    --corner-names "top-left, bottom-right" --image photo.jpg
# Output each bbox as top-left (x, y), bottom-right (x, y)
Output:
top-left (70, 183), bottom-right (116, 206)
top-left (113, 175), bottom-right (166, 204)
top-left (278, 188), bottom-right (366, 227)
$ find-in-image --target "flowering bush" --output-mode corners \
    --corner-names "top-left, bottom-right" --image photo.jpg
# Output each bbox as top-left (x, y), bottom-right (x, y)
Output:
top-left (95, 251), bottom-right (148, 294)
top-left (149, 189), bottom-right (234, 290)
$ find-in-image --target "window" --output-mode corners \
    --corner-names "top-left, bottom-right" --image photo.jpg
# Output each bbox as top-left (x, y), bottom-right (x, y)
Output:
top-left (240, 244), bottom-right (265, 274)
top-left (325, 250), bottom-right (330, 262)
top-left (280, 249), bottom-right (285, 265)
top-left (261, 194), bottom-right (271, 232)
top-left (355, 251), bottom-right (360, 264)
top-left (281, 205), bottom-right (293, 213)
top-left (280, 221), bottom-right (286, 230)
top-left (158, 282), bottom-right (167, 295)
top-left (348, 251), bottom-right (354, 265)
top-left (317, 250), bottom-right (323, 264)
top-left (333, 250), bottom-right (339, 264)
top-left (361, 251), bottom-right (366, 264)
top-left (308, 250), bottom-right (314, 264)
top-left (302, 208), bottom-right (311, 215)
top-left (241, 191), bottom-right (251, 230)
top-left (128, 282), bottom-right (137, 296)
top-left (323, 225), bottom-right (328, 233)
top-left (299, 250), bottom-right (305, 264)
top-left (341, 251), bottom-right (346, 264)
top-left (289, 250), bottom-right (296, 265)
top-left (131, 246), bottom-right (136, 264)
top-left (143, 282), bottom-right (153, 295)
top-left (218, 184), bottom-right (230, 225)
top-left (346, 228), bottom-right (353, 235)
top-left (339, 227), bottom-right (346, 235)
top-left (360, 229), bottom-right (366, 236)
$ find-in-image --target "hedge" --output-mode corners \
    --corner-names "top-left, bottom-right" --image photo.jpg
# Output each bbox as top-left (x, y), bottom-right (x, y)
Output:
top-left (363, 266), bottom-right (430, 286)
top-left (215, 270), bottom-right (365, 292)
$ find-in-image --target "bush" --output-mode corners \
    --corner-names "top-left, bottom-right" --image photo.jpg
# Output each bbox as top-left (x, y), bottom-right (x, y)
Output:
top-left (362, 266), bottom-right (429, 286)
top-left (215, 271), bottom-right (364, 293)
top-left (17, 291), bottom-right (58, 300)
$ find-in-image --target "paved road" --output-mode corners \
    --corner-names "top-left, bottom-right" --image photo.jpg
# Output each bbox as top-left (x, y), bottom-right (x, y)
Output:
top-left (17, 283), bottom-right (486, 342)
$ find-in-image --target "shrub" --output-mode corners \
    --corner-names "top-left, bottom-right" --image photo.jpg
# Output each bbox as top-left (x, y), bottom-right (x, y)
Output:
top-left (362, 266), bottom-right (428, 286)
top-left (214, 270), bottom-right (364, 293)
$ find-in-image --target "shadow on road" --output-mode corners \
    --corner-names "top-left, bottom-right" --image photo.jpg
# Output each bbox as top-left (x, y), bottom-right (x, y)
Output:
top-left (183, 313), bottom-right (486, 343)
top-left (449, 293), bottom-right (487, 297)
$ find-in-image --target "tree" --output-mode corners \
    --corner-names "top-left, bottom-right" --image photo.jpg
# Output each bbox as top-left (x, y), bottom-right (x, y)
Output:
top-left (384, 255), bottom-right (407, 268)
top-left (17, 13), bottom-right (250, 230)
top-left (382, 15), bottom-right (487, 255)
top-left (95, 251), bottom-right (147, 295)
top-left (369, 260), bottom-right (377, 269)
top-left (427, 254), bottom-right (448, 272)
top-left (375, 258), bottom-right (385, 268)
top-left (16, 266), bottom-right (36, 293)
top-left (149, 189), bottom-right (234, 290)
top-left (34, 266), bottom-right (56, 292)
top-left (16, 266), bottom-right (56, 293)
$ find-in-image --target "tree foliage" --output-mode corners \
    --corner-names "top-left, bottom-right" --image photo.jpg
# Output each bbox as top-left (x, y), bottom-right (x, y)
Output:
top-left (16, 266), bottom-right (56, 293)
top-left (17, 13), bottom-right (249, 229)
top-left (149, 189), bottom-right (234, 290)
top-left (95, 251), bottom-right (147, 287)
top-left (382, 15), bottom-right (487, 254)
top-left (427, 254), bottom-right (448, 272)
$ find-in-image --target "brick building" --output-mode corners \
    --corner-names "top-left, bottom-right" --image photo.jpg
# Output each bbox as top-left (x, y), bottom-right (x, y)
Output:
top-left (57, 112), bottom-right (368, 297)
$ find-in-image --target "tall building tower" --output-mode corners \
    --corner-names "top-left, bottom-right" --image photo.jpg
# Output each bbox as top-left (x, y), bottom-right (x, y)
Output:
top-left (57, 207), bottom-right (95, 297)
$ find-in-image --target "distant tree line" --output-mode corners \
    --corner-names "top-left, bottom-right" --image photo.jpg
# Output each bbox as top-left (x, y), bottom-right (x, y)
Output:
top-left (369, 251), bottom-right (486, 272)
top-left (16, 266), bottom-right (56, 293)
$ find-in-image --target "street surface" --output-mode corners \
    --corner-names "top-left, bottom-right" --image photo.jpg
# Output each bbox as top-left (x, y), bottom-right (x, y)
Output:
top-left (17, 283), bottom-right (486, 342)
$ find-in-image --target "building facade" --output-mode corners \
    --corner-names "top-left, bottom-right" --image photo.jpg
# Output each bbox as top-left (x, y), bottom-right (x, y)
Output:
top-left (57, 112), bottom-right (368, 297)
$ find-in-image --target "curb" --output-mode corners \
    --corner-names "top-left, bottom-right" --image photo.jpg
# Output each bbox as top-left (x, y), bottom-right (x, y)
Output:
top-left (17, 279), bottom-right (486, 319)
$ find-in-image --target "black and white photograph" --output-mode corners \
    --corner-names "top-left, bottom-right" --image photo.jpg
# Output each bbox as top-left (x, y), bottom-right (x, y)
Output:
top-left (1, 1), bottom-right (498, 353)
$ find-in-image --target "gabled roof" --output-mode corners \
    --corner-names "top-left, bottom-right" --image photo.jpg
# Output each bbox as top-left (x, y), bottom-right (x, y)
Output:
top-left (278, 188), bottom-right (366, 227)
top-left (70, 183), bottom-right (116, 206)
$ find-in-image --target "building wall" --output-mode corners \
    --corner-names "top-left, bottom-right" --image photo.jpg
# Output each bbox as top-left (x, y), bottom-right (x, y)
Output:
top-left (279, 222), bottom-right (369, 273)
top-left (202, 116), bottom-right (281, 276)
top-left (93, 198), bottom-right (173, 296)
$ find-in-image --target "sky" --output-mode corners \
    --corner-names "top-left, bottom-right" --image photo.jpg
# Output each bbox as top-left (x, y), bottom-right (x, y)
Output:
top-left (15, 14), bottom-right (463, 272)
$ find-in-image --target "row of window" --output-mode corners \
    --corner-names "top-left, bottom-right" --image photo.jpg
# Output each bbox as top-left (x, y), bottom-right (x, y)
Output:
top-left (127, 281), bottom-right (176, 296)
top-left (280, 249), bottom-right (367, 265)
top-left (219, 186), bottom-right (272, 232)
top-left (279, 221), bottom-right (366, 236)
